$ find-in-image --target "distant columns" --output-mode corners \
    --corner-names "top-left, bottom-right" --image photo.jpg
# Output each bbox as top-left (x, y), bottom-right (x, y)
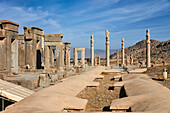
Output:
top-left (105, 30), bottom-right (110, 67)
top-left (122, 38), bottom-right (125, 66)
top-left (117, 50), bottom-right (119, 66)
top-left (90, 34), bottom-right (94, 66)
top-left (146, 29), bottom-right (151, 68)
top-left (94, 56), bottom-right (100, 66)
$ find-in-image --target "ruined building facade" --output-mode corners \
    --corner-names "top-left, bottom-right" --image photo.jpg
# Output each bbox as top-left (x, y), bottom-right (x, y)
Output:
top-left (0, 20), bottom-right (73, 79)
top-left (0, 20), bottom-right (19, 79)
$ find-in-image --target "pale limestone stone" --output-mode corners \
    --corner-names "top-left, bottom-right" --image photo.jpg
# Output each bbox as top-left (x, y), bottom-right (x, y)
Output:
top-left (11, 39), bottom-right (18, 74)
top-left (117, 50), bottom-right (119, 66)
top-left (0, 20), bottom-right (19, 79)
top-left (122, 38), bottom-right (125, 67)
top-left (146, 29), bottom-right (151, 67)
top-left (56, 42), bottom-right (63, 72)
top-left (105, 30), bottom-right (110, 67)
top-left (94, 56), bottom-right (100, 66)
top-left (90, 34), bottom-right (94, 66)
top-left (50, 47), bottom-right (54, 67)
top-left (64, 42), bottom-right (71, 68)
top-left (44, 46), bottom-right (50, 69)
top-left (24, 26), bottom-right (44, 69)
top-left (73, 48), bottom-right (85, 66)
top-left (61, 44), bottom-right (65, 67)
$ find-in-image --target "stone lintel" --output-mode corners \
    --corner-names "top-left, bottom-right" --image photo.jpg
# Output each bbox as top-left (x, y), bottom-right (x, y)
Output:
top-left (45, 42), bottom-right (61, 46)
top-left (74, 48), bottom-right (85, 51)
top-left (0, 20), bottom-right (19, 33)
top-left (64, 42), bottom-right (71, 45)
top-left (18, 34), bottom-right (24, 40)
top-left (0, 35), bottom-right (5, 39)
top-left (24, 26), bottom-right (43, 36)
top-left (50, 46), bottom-right (56, 50)
top-left (0, 20), bottom-right (19, 26)
top-left (44, 34), bottom-right (63, 42)
top-left (31, 26), bottom-right (43, 31)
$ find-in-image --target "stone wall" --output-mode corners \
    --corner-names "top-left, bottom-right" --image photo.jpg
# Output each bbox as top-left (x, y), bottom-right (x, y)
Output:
top-left (0, 20), bottom-right (19, 79)
top-left (18, 35), bottom-right (25, 68)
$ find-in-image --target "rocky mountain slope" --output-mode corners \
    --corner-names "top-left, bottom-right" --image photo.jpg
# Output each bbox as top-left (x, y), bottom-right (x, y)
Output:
top-left (110, 39), bottom-right (170, 60)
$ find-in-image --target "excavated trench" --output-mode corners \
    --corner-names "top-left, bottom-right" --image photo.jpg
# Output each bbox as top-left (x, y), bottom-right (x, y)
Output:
top-left (77, 73), bottom-right (128, 112)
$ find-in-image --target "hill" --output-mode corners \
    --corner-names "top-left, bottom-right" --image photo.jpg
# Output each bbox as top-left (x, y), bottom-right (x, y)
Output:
top-left (110, 39), bottom-right (170, 60)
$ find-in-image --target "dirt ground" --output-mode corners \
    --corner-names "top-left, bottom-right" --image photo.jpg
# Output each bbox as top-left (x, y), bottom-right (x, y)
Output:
top-left (77, 73), bottom-right (121, 112)
top-left (144, 64), bottom-right (170, 88)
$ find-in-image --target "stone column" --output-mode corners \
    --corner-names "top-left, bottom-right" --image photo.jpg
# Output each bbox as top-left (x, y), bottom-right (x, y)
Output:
top-left (121, 38), bottom-right (125, 66)
top-left (61, 45), bottom-right (65, 67)
top-left (67, 47), bottom-right (71, 68)
top-left (117, 50), bottom-right (119, 66)
top-left (64, 42), bottom-right (71, 68)
top-left (90, 34), bottom-right (94, 66)
top-left (146, 29), bottom-right (151, 68)
top-left (56, 42), bottom-right (63, 71)
top-left (105, 30), bottom-right (110, 67)
top-left (24, 26), bottom-right (43, 70)
top-left (81, 48), bottom-right (85, 65)
top-left (50, 48), bottom-right (54, 67)
top-left (11, 39), bottom-right (18, 74)
top-left (32, 34), bottom-right (37, 69)
top-left (44, 46), bottom-right (50, 69)
top-left (74, 48), bottom-right (78, 66)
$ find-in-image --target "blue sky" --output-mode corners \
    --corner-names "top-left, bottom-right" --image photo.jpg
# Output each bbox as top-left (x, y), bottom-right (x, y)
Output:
top-left (0, 0), bottom-right (170, 49)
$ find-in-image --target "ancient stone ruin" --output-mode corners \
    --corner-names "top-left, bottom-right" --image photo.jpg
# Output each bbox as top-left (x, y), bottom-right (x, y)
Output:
top-left (0, 20), bottom-right (170, 113)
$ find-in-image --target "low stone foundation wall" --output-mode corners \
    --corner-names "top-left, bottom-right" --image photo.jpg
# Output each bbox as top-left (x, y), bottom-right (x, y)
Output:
top-left (6, 65), bottom-right (92, 90)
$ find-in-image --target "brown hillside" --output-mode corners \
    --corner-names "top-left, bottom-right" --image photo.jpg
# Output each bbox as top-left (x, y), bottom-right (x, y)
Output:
top-left (110, 39), bottom-right (170, 60)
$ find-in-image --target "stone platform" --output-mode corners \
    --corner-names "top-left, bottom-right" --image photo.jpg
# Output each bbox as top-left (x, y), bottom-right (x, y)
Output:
top-left (2, 66), bottom-right (105, 113)
top-left (2, 66), bottom-right (170, 113)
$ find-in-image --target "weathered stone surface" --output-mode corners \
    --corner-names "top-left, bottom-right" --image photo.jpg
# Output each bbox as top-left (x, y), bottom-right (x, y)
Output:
top-left (94, 56), bottom-right (100, 66)
top-left (121, 38), bottom-right (125, 66)
top-left (105, 30), bottom-right (110, 67)
top-left (73, 48), bottom-right (85, 66)
top-left (90, 34), bottom-right (94, 66)
top-left (0, 20), bottom-right (19, 79)
top-left (146, 29), bottom-right (151, 67)
top-left (18, 35), bottom-right (25, 69)
top-left (64, 42), bottom-right (71, 68)
top-left (3, 66), bottom-right (105, 113)
top-left (110, 74), bottom-right (170, 113)
top-left (44, 34), bottom-right (64, 71)
top-left (24, 26), bottom-right (44, 69)
top-left (44, 34), bottom-right (63, 42)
